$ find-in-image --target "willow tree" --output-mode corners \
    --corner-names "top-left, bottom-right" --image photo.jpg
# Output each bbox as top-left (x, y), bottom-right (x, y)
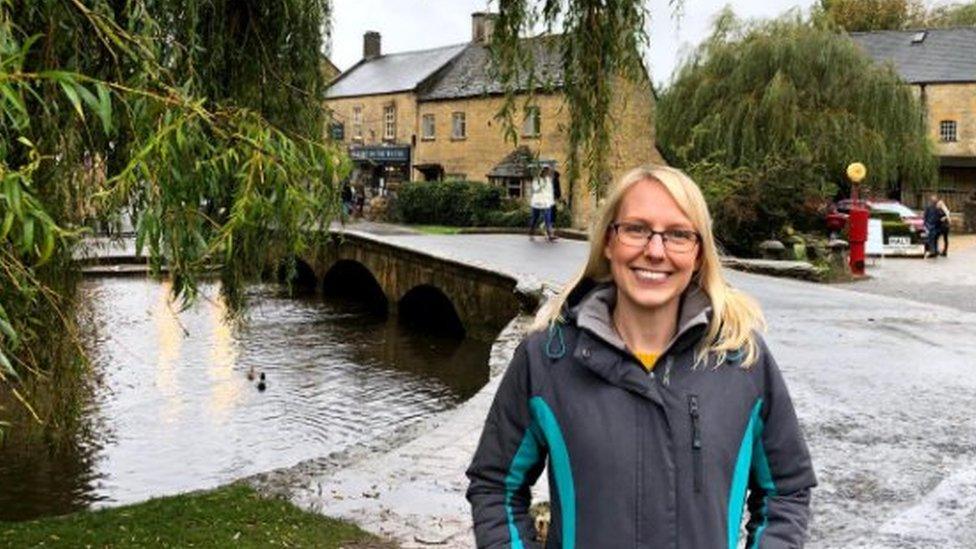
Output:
top-left (1, 1), bottom-right (342, 434)
top-left (657, 10), bottom-right (937, 253)
top-left (924, 1), bottom-right (976, 27)
top-left (818, 0), bottom-right (924, 31)
top-left (491, 0), bottom-right (656, 198)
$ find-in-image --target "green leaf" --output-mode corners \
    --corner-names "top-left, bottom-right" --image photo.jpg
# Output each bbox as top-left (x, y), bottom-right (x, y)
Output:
top-left (37, 226), bottom-right (56, 265)
top-left (135, 215), bottom-right (147, 256)
top-left (0, 211), bottom-right (13, 240)
top-left (21, 216), bottom-right (34, 252)
top-left (59, 81), bottom-right (84, 120)
top-left (95, 83), bottom-right (112, 135)
top-left (0, 316), bottom-right (19, 349)
top-left (76, 84), bottom-right (100, 116)
top-left (6, 177), bottom-right (23, 219)
top-left (0, 350), bottom-right (17, 380)
top-left (0, 84), bottom-right (28, 126)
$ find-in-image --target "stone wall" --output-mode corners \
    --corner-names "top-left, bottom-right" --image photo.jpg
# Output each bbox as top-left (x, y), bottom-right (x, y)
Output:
top-left (925, 83), bottom-right (976, 159)
top-left (415, 76), bottom-right (664, 228)
top-left (326, 91), bottom-right (418, 147)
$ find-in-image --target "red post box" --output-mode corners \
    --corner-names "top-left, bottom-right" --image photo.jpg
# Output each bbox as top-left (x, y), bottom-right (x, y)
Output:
top-left (848, 205), bottom-right (869, 276)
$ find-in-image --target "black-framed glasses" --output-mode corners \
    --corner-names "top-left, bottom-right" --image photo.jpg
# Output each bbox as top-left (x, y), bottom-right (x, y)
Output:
top-left (611, 222), bottom-right (701, 253)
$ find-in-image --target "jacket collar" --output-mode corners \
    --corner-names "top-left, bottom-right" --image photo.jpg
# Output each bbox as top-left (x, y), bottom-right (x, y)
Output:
top-left (567, 280), bottom-right (713, 356)
top-left (563, 280), bottom-right (712, 402)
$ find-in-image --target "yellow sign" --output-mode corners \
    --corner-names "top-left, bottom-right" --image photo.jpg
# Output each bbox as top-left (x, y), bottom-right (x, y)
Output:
top-left (846, 162), bottom-right (867, 183)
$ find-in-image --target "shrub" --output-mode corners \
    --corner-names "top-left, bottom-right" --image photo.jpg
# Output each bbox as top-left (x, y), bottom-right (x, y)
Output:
top-left (396, 181), bottom-right (570, 228)
top-left (683, 155), bottom-right (834, 256)
top-left (396, 180), bottom-right (502, 226)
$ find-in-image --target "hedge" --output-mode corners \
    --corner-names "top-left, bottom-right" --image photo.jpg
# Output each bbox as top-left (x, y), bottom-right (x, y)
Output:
top-left (396, 180), bottom-right (570, 228)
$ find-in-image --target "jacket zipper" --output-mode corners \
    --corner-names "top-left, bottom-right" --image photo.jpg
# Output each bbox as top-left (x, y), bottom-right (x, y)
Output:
top-left (688, 394), bottom-right (703, 493)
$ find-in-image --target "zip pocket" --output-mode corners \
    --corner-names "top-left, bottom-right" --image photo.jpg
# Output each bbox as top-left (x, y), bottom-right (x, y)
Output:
top-left (688, 394), bottom-right (703, 493)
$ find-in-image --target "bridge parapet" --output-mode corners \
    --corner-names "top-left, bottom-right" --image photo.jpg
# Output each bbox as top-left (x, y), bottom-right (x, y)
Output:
top-left (303, 231), bottom-right (524, 341)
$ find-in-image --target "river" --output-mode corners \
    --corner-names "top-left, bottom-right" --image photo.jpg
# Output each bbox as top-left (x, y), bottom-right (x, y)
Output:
top-left (0, 277), bottom-right (491, 521)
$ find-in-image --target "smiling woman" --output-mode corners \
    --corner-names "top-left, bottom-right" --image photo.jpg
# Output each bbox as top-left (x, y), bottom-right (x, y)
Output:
top-left (465, 164), bottom-right (817, 548)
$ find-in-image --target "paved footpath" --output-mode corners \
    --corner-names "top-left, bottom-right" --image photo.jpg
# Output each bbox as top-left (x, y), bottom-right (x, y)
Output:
top-left (252, 229), bottom-right (976, 548)
top-left (838, 233), bottom-right (976, 313)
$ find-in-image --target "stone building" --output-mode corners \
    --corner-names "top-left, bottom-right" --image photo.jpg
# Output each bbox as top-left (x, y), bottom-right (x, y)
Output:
top-left (852, 28), bottom-right (976, 212)
top-left (325, 12), bottom-right (664, 226)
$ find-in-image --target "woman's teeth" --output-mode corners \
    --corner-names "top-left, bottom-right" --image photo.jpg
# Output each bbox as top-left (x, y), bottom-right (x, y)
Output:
top-left (633, 269), bottom-right (668, 281)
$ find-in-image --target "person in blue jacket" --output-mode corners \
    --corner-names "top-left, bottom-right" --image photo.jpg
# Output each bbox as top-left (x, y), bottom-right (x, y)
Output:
top-left (466, 164), bottom-right (816, 548)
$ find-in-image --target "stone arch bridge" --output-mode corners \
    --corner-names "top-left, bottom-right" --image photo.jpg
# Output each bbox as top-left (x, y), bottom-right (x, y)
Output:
top-left (296, 232), bottom-right (530, 340)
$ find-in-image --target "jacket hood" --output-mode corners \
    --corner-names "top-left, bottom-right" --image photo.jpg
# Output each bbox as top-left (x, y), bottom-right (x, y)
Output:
top-left (565, 278), bottom-right (713, 357)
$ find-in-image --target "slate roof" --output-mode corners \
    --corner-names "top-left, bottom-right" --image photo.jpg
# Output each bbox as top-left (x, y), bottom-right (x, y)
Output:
top-left (487, 146), bottom-right (536, 178)
top-left (850, 27), bottom-right (976, 84)
top-left (325, 43), bottom-right (468, 98)
top-left (418, 36), bottom-right (564, 101)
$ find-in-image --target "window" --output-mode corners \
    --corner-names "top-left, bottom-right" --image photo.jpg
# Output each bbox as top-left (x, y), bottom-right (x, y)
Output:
top-left (383, 105), bottom-right (396, 140)
top-left (330, 121), bottom-right (344, 141)
top-left (522, 106), bottom-right (541, 137)
top-left (352, 107), bottom-right (363, 140)
top-left (422, 114), bottom-right (435, 140)
top-left (452, 112), bottom-right (466, 139)
top-left (506, 179), bottom-right (524, 198)
top-left (940, 120), bottom-right (958, 143)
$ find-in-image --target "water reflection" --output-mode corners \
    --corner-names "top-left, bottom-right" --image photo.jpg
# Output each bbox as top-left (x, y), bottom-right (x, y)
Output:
top-left (0, 277), bottom-right (491, 520)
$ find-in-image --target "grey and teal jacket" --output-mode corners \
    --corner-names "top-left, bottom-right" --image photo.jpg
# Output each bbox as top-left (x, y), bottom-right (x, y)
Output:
top-left (466, 280), bottom-right (816, 548)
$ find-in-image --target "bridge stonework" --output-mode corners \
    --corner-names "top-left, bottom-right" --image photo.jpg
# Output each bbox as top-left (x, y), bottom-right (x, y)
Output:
top-left (302, 232), bottom-right (523, 340)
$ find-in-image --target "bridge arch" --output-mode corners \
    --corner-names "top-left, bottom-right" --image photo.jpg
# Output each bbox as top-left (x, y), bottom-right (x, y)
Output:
top-left (322, 259), bottom-right (388, 314)
top-left (398, 284), bottom-right (465, 338)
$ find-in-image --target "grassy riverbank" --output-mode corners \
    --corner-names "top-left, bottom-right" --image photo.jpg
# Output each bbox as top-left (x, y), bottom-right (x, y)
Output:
top-left (0, 484), bottom-right (390, 548)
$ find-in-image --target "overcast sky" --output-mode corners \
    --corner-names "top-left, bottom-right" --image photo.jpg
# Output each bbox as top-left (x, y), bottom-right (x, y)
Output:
top-left (329, 0), bottom-right (823, 89)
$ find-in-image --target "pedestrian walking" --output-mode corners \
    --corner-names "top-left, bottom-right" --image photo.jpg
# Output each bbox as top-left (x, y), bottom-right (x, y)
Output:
top-left (341, 182), bottom-right (353, 217)
top-left (549, 169), bottom-right (562, 239)
top-left (467, 164), bottom-right (816, 548)
top-left (923, 194), bottom-right (942, 258)
top-left (528, 165), bottom-right (556, 242)
top-left (937, 199), bottom-right (951, 257)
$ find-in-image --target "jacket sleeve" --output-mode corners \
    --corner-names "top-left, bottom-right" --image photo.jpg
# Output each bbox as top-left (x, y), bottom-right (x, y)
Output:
top-left (466, 340), bottom-right (547, 548)
top-left (745, 340), bottom-right (817, 549)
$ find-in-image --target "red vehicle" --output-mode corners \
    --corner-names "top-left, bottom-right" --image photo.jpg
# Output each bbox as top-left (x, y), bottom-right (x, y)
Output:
top-left (825, 199), bottom-right (926, 237)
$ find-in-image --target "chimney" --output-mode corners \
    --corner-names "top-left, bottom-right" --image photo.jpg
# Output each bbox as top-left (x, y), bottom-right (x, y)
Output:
top-left (363, 31), bottom-right (381, 59)
top-left (471, 12), bottom-right (497, 44)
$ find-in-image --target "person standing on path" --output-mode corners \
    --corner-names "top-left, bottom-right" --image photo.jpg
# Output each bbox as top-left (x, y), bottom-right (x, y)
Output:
top-left (529, 165), bottom-right (556, 242)
top-left (467, 164), bottom-right (816, 548)
top-left (937, 199), bottom-right (951, 257)
top-left (924, 194), bottom-right (943, 258)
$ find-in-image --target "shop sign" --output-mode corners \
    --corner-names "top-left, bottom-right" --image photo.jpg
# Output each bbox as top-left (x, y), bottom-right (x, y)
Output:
top-left (349, 145), bottom-right (410, 164)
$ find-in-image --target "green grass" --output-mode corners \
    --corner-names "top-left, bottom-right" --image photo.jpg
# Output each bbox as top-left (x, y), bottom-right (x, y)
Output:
top-left (410, 225), bottom-right (462, 235)
top-left (0, 484), bottom-right (387, 548)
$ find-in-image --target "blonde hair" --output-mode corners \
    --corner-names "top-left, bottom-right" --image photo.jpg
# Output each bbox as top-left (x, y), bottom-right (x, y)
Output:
top-left (530, 164), bottom-right (766, 368)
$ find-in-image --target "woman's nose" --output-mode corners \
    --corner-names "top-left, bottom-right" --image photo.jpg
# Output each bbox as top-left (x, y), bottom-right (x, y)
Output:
top-left (644, 233), bottom-right (667, 257)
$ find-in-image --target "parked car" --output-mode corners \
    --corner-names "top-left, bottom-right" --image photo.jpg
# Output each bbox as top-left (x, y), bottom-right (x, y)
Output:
top-left (825, 199), bottom-right (926, 238)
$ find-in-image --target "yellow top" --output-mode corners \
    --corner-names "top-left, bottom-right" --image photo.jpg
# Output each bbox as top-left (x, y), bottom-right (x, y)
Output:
top-left (634, 351), bottom-right (659, 372)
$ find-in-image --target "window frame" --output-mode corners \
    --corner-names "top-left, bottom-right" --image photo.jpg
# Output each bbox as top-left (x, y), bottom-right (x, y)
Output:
top-left (352, 106), bottom-right (363, 140)
top-left (452, 112), bottom-right (466, 140)
top-left (522, 106), bottom-right (541, 137)
top-left (383, 104), bottom-right (396, 141)
top-left (939, 120), bottom-right (958, 143)
top-left (421, 113), bottom-right (436, 140)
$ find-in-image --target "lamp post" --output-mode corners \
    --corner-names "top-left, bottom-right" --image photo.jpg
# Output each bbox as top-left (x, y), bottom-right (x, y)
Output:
top-left (846, 162), bottom-right (868, 276)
